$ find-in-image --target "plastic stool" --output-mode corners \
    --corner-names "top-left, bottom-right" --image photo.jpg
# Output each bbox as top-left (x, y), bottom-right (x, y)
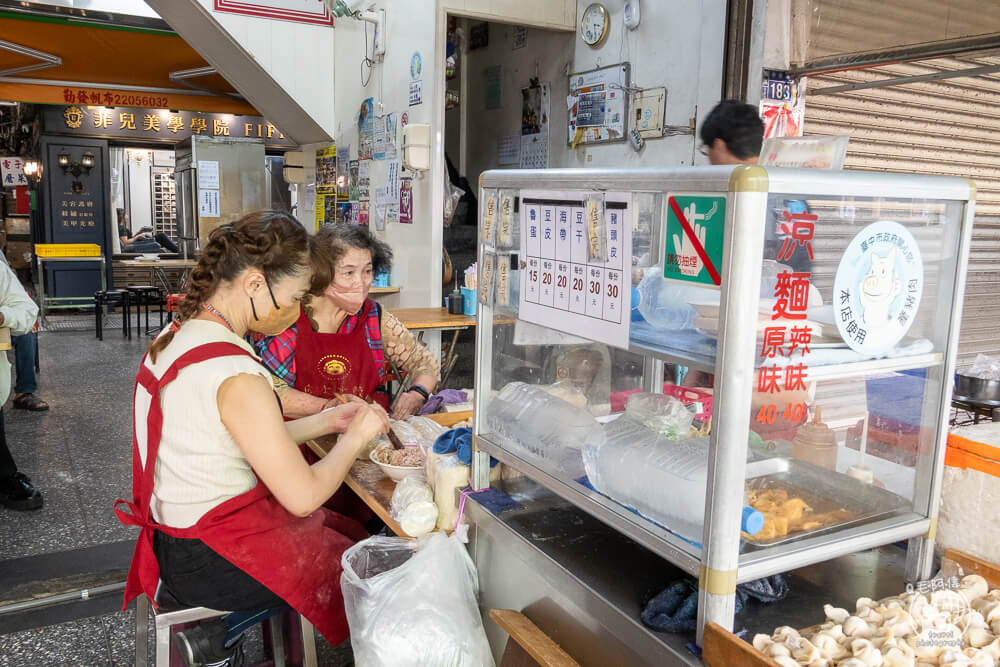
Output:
top-left (135, 592), bottom-right (318, 667)
top-left (94, 289), bottom-right (131, 341)
top-left (126, 286), bottom-right (165, 336)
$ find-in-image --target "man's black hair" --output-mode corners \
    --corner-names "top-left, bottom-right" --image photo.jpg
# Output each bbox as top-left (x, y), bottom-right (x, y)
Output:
top-left (700, 100), bottom-right (764, 160)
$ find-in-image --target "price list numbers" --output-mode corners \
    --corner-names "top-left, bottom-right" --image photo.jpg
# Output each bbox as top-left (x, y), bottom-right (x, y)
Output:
top-left (522, 196), bottom-right (627, 327)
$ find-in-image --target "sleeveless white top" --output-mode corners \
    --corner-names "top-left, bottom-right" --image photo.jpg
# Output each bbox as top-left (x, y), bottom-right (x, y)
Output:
top-left (135, 320), bottom-right (270, 528)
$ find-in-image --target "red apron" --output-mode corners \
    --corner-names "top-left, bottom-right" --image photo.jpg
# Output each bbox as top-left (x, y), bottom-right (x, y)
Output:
top-left (293, 301), bottom-right (387, 521)
top-left (115, 342), bottom-right (368, 645)
top-left (293, 301), bottom-right (389, 409)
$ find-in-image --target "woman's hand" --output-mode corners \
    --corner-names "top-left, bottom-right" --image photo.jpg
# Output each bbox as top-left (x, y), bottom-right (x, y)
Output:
top-left (343, 403), bottom-right (390, 454)
top-left (320, 401), bottom-right (365, 433)
top-left (320, 393), bottom-right (365, 412)
top-left (391, 390), bottom-right (425, 419)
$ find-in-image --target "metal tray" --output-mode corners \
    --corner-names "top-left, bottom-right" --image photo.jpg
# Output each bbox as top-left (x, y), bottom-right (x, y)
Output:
top-left (742, 457), bottom-right (912, 548)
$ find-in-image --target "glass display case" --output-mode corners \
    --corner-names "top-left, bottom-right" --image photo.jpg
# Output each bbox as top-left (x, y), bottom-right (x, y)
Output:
top-left (471, 166), bottom-right (975, 639)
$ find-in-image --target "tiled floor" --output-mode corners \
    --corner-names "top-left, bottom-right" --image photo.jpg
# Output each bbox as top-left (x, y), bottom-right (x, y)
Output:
top-left (0, 328), bottom-right (351, 665)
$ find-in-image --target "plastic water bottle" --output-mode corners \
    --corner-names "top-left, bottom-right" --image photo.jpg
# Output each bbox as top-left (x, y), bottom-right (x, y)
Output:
top-left (485, 382), bottom-right (600, 477)
top-left (583, 417), bottom-right (763, 543)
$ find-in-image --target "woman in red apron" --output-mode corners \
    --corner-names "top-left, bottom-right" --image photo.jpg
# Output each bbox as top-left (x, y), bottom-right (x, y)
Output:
top-left (256, 224), bottom-right (440, 419)
top-left (254, 225), bottom-right (440, 523)
top-left (116, 211), bottom-right (389, 667)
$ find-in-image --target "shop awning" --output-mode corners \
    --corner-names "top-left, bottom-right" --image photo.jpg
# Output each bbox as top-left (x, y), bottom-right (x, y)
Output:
top-left (0, 9), bottom-right (258, 115)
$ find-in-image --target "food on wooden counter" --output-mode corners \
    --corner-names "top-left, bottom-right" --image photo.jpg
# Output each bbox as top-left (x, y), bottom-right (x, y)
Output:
top-left (372, 444), bottom-right (425, 468)
top-left (745, 488), bottom-right (853, 540)
top-left (753, 574), bottom-right (1000, 666)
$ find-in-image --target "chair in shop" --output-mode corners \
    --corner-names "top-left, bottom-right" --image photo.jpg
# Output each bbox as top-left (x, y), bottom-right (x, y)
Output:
top-left (93, 289), bottom-right (131, 341)
top-left (126, 285), bottom-right (165, 337)
top-left (135, 591), bottom-right (319, 667)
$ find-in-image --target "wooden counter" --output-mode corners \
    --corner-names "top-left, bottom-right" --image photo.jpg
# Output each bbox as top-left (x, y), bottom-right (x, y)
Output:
top-left (306, 434), bottom-right (408, 537)
top-left (305, 411), bottom-right (470, 539)
top-left (391, 307), bottom-right (476, 331)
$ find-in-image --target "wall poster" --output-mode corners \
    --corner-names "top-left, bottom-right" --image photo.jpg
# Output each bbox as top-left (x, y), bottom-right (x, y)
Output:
top-left (567, 63), bottom-right (630, 145)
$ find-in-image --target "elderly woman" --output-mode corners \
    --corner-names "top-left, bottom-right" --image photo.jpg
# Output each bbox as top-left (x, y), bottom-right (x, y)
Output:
top-left (255, 224), bottom-right (440, 420)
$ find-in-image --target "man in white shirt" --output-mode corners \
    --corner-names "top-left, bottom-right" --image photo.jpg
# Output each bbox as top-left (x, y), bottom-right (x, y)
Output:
top-left (0, 259), bottom-right (43, 510)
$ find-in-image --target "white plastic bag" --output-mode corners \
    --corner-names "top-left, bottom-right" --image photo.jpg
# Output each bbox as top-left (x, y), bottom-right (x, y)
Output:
top-left (389, 475), bottom-right (434, 520)
top-left (341, 533), bottom-right (496, 667)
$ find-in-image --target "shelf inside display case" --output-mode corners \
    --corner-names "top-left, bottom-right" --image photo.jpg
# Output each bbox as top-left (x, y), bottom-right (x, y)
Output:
top-left (475, 432), bottom-right (929, 584)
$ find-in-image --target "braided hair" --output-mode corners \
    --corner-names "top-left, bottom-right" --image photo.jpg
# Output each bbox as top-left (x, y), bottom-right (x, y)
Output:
top-left (147, 210), bottom-right (310, 363)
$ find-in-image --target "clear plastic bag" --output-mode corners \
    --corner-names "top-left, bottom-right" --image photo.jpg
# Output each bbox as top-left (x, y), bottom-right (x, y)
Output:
top-left (389, 475), bottom-right (433, 520)
top-left (405, 415), bottom-right (447, 442)
top-left (625, 392), bottom-right (695, 439)
top-left (341, 533), bottom-right (496, 667)
top-left (967, 353), bottom-right (1000, 381)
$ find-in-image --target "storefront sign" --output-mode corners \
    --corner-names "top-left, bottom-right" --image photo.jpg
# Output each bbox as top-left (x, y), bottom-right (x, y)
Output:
top-left (663, 195), bottom-right (726, 287)
top-left (42, 105), bottom-right (295, 148)
top-left (0, 157), bottom-right (27, 188)
top-left (833, 221), bottom-right (923, 356)
top-left (214, 0), bottom-right (333, 26)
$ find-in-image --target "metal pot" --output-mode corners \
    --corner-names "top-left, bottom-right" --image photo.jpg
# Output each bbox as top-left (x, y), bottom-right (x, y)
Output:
top-left (954, 372), bottom-right (1000, 403)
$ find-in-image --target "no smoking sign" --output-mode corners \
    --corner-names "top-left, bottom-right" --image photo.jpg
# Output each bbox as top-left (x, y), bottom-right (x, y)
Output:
top-left (663, 195), bottom-right (726, 287)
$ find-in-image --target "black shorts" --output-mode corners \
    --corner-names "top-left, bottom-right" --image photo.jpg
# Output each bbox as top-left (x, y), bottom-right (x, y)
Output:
top-left (153, 532), bottom-right (284, 612)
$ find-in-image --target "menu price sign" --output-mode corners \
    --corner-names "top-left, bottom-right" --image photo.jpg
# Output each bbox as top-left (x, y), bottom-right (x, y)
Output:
top-left (519, 190), bottom-right (632, 349)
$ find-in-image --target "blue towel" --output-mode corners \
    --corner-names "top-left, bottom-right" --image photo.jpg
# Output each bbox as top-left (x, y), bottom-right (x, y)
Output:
top-left (641, 575), bottom-right (789, 634)
top-left (433, 428), bottom-right (498, 467)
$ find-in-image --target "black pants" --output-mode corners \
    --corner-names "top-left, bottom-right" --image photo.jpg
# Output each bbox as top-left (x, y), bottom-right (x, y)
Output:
top-left (153, 532), bottom-right (284, 612)
top-left (0, 409), bottom-right (17, 479)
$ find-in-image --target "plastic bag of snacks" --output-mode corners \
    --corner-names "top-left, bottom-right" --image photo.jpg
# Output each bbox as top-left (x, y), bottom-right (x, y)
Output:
top-left (341, 533), bottom-right (495, 667)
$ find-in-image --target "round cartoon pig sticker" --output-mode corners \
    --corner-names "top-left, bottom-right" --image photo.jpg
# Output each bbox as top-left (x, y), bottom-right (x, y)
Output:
top-left (833, 221), bottom-right (923, 356)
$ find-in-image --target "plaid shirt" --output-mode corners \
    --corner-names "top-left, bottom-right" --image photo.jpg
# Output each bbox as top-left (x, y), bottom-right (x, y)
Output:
top-left (254, 300), bottom-right (385, 387)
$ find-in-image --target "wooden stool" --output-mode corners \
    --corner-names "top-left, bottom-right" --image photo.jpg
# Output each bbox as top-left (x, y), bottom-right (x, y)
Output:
top-left (135, 592), bottom-right (318, 667)
top-left (94, 289), bottom-right (131, 341)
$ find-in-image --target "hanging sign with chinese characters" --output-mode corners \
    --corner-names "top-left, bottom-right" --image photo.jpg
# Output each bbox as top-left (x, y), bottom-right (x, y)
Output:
top-left (518, 190), bottom-right (632, 349)
top-left (833, 221), bottom-right (924, 356)
top-left (0, 157), bottom-right (27, 188)
top-left (42, 105), bottom-right (295, 148)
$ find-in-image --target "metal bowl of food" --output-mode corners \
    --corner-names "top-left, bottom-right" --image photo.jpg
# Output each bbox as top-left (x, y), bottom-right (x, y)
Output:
top-left (954, 372), bottom-right (1000, 404)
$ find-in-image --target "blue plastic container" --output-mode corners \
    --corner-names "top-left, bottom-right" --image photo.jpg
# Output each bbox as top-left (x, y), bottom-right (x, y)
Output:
top-left (460, 287), bottom-right (477, 316)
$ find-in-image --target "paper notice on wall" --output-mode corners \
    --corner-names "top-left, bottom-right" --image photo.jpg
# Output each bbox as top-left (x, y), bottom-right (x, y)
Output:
top-left (409, 80), bottom-right (423, 106)
top-left (197, 160), bottom-right (220, 189)
top-left (199, 188), bottom-right (220, 217)
top-left (375, 186), bottom-right (393, 207)
top-left (399, 177), bottom-right (413, 223)
top-left (384, 113), bottom-right (398, 159)
top-left (358, 160), bottom-right (370, 200)
top-left (498, 135), bottom-right (520, 165)
top-left (387, 160), bottom-right (401, 200)
top-left (374, 201), bottom-right (387, 231)
top-left (359, 200), bottom-right (369, 225)
top-left (519, 84), bottom-right (550, 169)
top-left (373, 115), bottom-right (387, 160)
top-left (520, 132), bottom-right (548, 169)
top-left (386, 204), bottom-right (399, 223)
